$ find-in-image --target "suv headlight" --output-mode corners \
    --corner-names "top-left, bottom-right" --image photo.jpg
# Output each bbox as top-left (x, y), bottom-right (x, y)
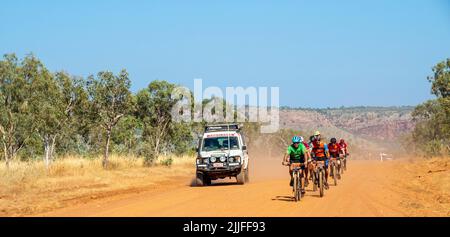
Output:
top-left (203, 158), bottom-right (209, 164)
top-left (229, 156), bottom-right (241, 163)
top-left (219, 156), bottom-right (227, 162)
top-left (210, 157), bottom-right (217, 163)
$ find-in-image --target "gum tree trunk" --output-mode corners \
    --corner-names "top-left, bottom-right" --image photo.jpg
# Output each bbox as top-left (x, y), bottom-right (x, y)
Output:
top-left (103, 128), bottom-right (111, 169)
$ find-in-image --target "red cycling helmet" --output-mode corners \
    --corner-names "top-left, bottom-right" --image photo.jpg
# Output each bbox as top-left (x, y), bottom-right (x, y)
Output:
top-left (340, 138), bottom-right (345, 143)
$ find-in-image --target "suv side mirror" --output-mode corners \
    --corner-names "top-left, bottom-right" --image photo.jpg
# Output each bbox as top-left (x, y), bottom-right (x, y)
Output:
top-left (196, 147), bottom-right (199, 152)
top-left (242, 145), bottom-right (247, 150)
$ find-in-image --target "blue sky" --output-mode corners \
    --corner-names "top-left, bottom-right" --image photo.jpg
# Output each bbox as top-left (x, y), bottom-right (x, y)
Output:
top-left (1, 0), bottom-right (449, 108)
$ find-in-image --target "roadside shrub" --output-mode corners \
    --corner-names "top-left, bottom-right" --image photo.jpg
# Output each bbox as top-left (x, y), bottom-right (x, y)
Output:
top-left (160, 157), bottom-right (173, 167)
top-left (422, 140), bottom-right (448, 158)
top-left (143, 153), bottom-right (156, 167)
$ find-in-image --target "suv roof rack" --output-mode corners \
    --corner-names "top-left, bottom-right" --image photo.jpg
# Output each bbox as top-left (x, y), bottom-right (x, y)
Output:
top-left (204, 123), bottom-right (240, 132)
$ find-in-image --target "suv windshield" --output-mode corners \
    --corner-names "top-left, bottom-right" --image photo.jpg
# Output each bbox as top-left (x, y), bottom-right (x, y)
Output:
top-left (202, 137), bottom-right (240, 151)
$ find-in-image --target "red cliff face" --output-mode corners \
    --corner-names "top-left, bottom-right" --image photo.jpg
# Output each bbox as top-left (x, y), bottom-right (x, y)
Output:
top-left (279, 107), bottom-right (415, 141)
top-left (350, 120), bottom-right (415, 140)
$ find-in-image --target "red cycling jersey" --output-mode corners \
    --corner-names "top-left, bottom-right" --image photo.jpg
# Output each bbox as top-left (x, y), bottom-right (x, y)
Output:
top-left (339, 142), bottom-right (348, 154)
top-left (328, 143), bottom-right (341, 158)
top-left (302, 141), bottom-right (309, 150)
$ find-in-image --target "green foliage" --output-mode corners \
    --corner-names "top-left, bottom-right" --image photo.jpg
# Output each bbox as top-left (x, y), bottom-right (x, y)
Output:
top-left (428, 58), bottom-right (450, 98)
top-left (111, 115), bottom-right (141, 155)
top-left (409, 58), bottom-right (450, 157)
top-left (169, 121), bottom-right (195, 155)
top-left (87, 70), bottom-right (134, 168)
top-left (141, 144), bottom-right (157, 167)
top-left (160, 157), bottom-right (173, 167)
top-left (0, 54), bottom-right (47, 166)
top-left (135, 80), bottom-right (193, 159)
top-left (0, 53), bottom-right (197, 168)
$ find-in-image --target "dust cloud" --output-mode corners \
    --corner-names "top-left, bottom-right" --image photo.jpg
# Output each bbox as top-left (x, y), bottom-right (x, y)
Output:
top-left (248, 143), bottom-right (289, 182)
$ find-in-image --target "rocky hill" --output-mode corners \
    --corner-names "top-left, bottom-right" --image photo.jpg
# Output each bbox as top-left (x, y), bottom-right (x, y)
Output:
top-left (278, 106), bottom-right (415, 155)
top-left (206, 105), bottom-right (415, 156)
top-left (280, 106), bottom-right (414, 140)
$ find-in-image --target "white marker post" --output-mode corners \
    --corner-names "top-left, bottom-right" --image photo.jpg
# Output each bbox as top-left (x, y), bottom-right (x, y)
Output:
top-left (380, 153), bottom-right (387, 162)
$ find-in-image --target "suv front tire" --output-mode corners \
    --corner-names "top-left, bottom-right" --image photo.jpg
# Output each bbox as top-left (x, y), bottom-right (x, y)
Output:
top-left (236, 169), bottom-right (246, 185)
top-left (196, 173), bottom-right (211, 186)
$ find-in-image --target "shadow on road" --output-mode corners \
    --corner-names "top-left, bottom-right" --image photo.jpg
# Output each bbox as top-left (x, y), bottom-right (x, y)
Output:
top-left (189, 178), bottom-right (241, 187)
top-left (209, 182), bottom-right (240, 187)
top-left (271, 195), bottom-right (295, 202)
top-left (310, 194), bottom-right (324, 198)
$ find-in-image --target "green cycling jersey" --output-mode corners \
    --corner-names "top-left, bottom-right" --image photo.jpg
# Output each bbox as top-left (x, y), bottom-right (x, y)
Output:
top-left (287, 143), bottom-right (306, 162)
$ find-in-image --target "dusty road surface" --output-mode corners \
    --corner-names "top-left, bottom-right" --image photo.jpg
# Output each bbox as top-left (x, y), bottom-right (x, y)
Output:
top-left (38, 159), bottom-right (421, 217)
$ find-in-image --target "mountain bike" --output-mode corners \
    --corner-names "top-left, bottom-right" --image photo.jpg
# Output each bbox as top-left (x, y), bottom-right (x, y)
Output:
top-left (343, 154), bottom-right (348, 171)
top-left (330, 157), bottom-right (338, 186)
top-left (283, 161), bottom-right (305, 202)
top-left (339, 156), bottom-right (345, 175)
top-left (309, 161), bottom-right (317, 192)
top-left (292, 165), bottom-right (304, 202)
top-left (340, 149), bottom-right (347, 171)
top-left (314, 160), bottom-right (326, 197)
top-left (336, 156), bottom-right (343, 179)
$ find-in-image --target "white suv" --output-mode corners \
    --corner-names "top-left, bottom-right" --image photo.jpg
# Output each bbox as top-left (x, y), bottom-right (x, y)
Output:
top-left (195, 124), bottom-right (249, 186)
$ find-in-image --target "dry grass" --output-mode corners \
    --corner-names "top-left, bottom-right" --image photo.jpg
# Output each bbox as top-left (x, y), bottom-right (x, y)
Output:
top-left (0, 154), bottom-right (196, 216)
top-left (393, 157), bottom-right (450, 217)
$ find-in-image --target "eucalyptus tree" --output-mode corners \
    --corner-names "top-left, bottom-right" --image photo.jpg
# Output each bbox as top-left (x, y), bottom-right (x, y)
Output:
top-left (135, 80), bottom-right (193, 165)
top-left (87, 70), bottom-right (133, 168)
top-left (0, 54), bottom-right (39, 167)
top-left (32, 71), bottom-right (87, 167)
top-left (412, 58), bottom-right (450, 156)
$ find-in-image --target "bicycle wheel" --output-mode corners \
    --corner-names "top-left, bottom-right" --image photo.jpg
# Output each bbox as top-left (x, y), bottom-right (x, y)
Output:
top-left (337, 161), bottom-right (342, 179)
top-left (312, 170), bottom-right (317, 192)
top-left (319, 170), bottom-right (324, 197)
top-left (297, 174), bottom-right (302, 201)
top-left (292, 172), bottom-right (296, 194)
top-left (333, 164), bottom-right (337, 186)
top-left (293, 172), bottom-right (299, 202)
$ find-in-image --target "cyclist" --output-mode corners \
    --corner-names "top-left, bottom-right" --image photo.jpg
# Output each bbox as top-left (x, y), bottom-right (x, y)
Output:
top-left (339, 138), bottom-right (349, 156)
top-left (311, 131), bottom-right (330, 189)
top-left (328, 137), bottom-right (340, 158)
top-left (308, 135), bottom-right (315, 153)
top-left (299, 136), bottom-right (311, 186)
top-left (282, 136), bottom-right (311, 194)
top-left (301, 136), bottom-right (309, 151)
top-left (328, 138), bottom-right (341, 179)
top-left (306, 135), bottom-right (316, 182)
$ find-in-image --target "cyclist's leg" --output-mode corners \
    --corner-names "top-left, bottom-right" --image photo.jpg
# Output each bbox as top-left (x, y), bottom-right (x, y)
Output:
top-left (304, 165), bottom-right (309, 181)
top-left (289, 164), bottom-right (294, 186)
top-left (312, 160), bottom-right (317, 181)
top-left (324, 158), bottom-right (330, 186)
top-left (330, 157), bottom-right (335, 176)
top-left (311, 160), bottom-right (316, 182)
top-left (306, 162), bottom-right (312, 180)
top-left (300, 164), bottom-right (306, 192)
top-left (302, 156), bottom-right (309, 186)
top-left (317, 160), bottom-right (325, 187)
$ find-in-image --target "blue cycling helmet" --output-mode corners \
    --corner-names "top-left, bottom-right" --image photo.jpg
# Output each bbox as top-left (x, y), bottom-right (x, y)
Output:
top-left (292, 136), bottom-right (301, 143)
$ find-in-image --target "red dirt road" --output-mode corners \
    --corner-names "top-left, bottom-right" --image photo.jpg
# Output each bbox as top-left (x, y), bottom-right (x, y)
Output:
top-left (39, 160), bottom-right (410, 217)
